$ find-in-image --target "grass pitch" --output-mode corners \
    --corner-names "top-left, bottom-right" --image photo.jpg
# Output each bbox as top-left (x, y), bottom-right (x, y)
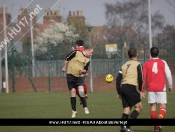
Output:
top-left (0, 91), bottom-right (175, 132)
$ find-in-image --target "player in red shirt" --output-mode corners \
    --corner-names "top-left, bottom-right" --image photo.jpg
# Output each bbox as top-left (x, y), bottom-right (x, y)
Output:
top-left (142, 47), bottom-right (173, 132)
top-left (72, 40), bottom-right (88, 106)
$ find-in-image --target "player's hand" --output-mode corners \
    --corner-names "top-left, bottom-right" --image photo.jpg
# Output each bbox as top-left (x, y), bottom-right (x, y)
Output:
top-left (169, 88), bottom-right (173, 94)
top-left (140, 91), bottom-right (146, 98)
top-left (117, 94), bottom-right (121, 99)
top-left (71, 47), bottom-right (75, 51)
top-left (79, 70), bottom-right (86, 74)
top-left (62, 67), bottom-right (66, 72)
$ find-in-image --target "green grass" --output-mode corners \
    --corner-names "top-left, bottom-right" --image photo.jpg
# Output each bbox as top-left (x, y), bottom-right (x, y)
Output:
top-left (0, 91), bottom-right (175, 132)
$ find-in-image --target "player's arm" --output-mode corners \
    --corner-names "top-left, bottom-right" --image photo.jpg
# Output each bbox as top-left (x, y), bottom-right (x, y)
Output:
top-left (142, 63), bottom-right (148, 98)
top-left (116, 69), bottom-right (122, 95)
top-left (137, 63), bottom-right (143, 92)
top-left (62, 61), bottom-right (69, 72)
top-left (137, 63), bottom-right (146, 98)
top-left (164, 61), bottom-right (173, 93)
top-left (62, 51), bottom-right (76, 72)
top-left (80, 62), bottom-right (89, 74)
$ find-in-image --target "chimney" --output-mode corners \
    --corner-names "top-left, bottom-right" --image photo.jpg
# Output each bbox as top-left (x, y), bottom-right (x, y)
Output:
top-left (44, 10), bottom-right (47, 15)
top-left (69, 11), bottom-right (71, 16)
top-left (57, 10), bottom-right (60, 16)
top-left (43, 9), bottom-right (62, 24)
top-left (0, 7), bottom-right (12, 25)
top-left (47, 10), bottom-right (51, 15)
top-left (80, 11), bottom-right (84, 16)
top-left (73, 11), bottom-right (75, 16)
top-left (77, 10), bottom-right (79, 16)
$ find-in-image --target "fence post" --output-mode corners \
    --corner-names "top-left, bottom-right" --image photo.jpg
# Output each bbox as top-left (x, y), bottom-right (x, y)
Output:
top-left (48, 38), bottom-right (51, 92)
top-left (56, 45), bottom-right (59, 76)
top-left (11, 40), bottom-right (15, 92)
top-left (120, 34), bottom-right (124, 65)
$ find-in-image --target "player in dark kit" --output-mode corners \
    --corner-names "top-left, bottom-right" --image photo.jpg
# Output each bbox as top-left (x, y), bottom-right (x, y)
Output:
top-left (72, 40), bottom-right (88, 105)
top-left (62, 46), bottom-right (93, 118)
top-left (116, 48), bottom-right (144, 132)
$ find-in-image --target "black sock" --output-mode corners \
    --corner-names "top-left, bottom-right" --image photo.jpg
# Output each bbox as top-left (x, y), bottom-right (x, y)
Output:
top-left (70, 97), bottom-right (76, 111)
top-left (130, 110), bottom-right (139, 119)
top-left (121, 113), bottom-right (129, 129)
top-left (121, 113), bottom-right (129, 119)
top-left (80, 97), bottom-right (87, 108)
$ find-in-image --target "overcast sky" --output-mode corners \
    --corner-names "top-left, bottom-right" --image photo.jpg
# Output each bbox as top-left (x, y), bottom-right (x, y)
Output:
top-left (1, 0), bottom-right (175, 26)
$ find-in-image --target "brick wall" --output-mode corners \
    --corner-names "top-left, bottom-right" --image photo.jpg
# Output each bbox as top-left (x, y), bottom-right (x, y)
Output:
top-left (5, 75), bottom-right (116, 93)
top-left (3, 73), bottom-right (175, 93)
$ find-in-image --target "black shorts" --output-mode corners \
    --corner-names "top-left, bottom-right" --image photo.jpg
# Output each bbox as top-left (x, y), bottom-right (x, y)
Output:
top-left (66, 74), bottom-right (85, 90)
top-left (120, 84), bottom-right (141, 108)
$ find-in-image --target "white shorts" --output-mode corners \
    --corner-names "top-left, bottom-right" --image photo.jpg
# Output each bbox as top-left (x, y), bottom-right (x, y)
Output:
top-left (148, 91), bottom-right (167, 104)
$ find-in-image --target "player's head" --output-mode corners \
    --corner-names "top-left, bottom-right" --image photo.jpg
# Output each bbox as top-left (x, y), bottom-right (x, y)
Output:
top-left (75, 40), bottom-right (84, 47)
top-left (150, 47), bottom-right (159, 58)
top-left (84, 46), bottom-right (93, 57)
top-left (128, 48), bottom-right (137, 59)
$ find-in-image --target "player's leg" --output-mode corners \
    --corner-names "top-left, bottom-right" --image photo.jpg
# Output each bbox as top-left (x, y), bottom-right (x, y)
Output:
top-left (120, 103), bottom-right (131, 132)
top-left (76, 79), bottom-right (88, 106)
top-left (150, 103), bottom-right (157, 131)
top-left (121, 106), bottom-right (132, 132)
top-left (130, 89), bottom-right (143, 119)
top-left (157, 92), bottom-right (167, 119)
top-left (78, 85), bottom-right (89, 114)
top-left (67, 74), bottom-right (77, 118)
top-left (120, 85), bottom-right (132, 132)
top-left (76, 88), bottom-right (82, 105)
top-left (84, 82), bottom-right (88, 96)
top-left (157, 104), bottom-right (165, 132)
top-left (127, 89), bottom-right (142, 132)
top-left (122, 84), bottom-right (141, 131)
top-left (77, 77), bottom-right (89, 114)
top-left (157, 92), bottom-right (167, 132)
top-left (70, 88), bottom-right (77, 118)
top-left (148, 91), bottom-right (158, 131)
top-left (158, 104), bottom-right (166, 118)
top-left (83, 82), bottom-right (88, 105)
top-left (131, 101), bottom-right (143, 119)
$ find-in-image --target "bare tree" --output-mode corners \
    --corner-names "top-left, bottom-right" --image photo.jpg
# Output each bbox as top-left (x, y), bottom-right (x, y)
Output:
top-left (166, 0), bottom-right (175, 15)
top-left (104, 0), bottom-right (165, 49)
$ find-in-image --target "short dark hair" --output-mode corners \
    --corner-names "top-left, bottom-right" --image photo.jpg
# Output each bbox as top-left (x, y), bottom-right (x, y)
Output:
top-left (128, 48), bottom-right (137, 58)
top-left (75, 40), bottom-right (83, 46)
top-left (150, 47), bottom-right (159, 57)
top-left (84, 46), bottom-right (92, 50)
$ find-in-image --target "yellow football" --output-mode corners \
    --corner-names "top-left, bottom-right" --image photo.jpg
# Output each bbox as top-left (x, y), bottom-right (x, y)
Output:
top-left (105, 74), bottom-right (114, 83)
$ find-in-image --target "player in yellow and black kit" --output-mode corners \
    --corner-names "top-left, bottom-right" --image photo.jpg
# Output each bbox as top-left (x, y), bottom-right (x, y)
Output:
top-left (62, 46), bottom-right (93, 118)
top-left (116, 48), bottom-right (145, 132)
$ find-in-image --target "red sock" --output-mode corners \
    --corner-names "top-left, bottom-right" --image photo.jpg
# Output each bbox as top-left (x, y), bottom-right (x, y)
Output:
top-left (158, 107), bottom-right (166, 119)
top-left (150, 111), bottom-right (157, 130)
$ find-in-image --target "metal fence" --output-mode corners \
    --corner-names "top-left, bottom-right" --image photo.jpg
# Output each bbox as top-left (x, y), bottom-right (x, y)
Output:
top-left (2, 33), bottom-right (175, 92)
